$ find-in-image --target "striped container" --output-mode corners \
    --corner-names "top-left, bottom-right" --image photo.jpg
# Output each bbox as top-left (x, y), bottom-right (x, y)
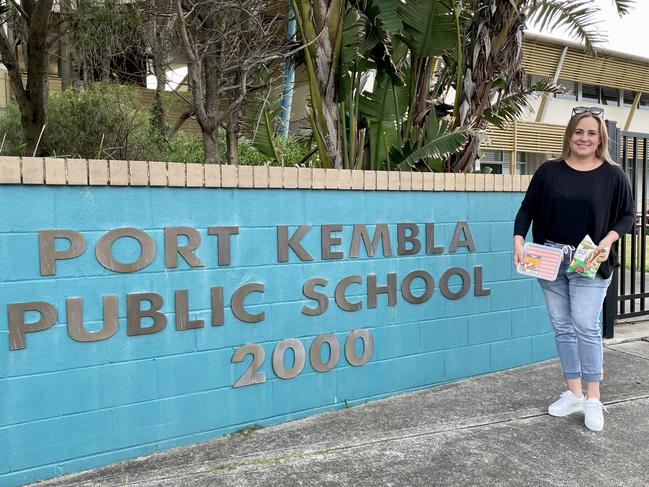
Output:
top-left (516, 242), bottom-right (564, 281)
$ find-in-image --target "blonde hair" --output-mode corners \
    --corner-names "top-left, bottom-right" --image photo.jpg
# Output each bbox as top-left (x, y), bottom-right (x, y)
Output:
top-left (557, 112), bottom-right (616, 164)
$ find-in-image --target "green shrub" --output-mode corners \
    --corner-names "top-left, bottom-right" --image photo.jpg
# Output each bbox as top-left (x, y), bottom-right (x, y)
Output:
top-left (156, 132), bottom-right (205, 164)
top-left (235, 135), bottom-right (317, 166)
top-left (42, 82), bottom-right (148, 159)
top-left (0, 82), bottom-right (317, 165)
top-left (0, 104), bottom-right (25, 155)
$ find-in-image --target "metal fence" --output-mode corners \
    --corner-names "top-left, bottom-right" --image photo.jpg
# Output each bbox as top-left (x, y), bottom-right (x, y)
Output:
top-left (603, 122), bottom-right (649, 337)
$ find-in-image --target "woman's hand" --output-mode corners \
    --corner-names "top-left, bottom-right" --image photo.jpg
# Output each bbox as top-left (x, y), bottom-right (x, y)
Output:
top-left (586, 246), bottom-right (610, 266)
top-left (513, 235), bottom-right (525, 267)
top-left (586, 232), bottom-right (618, 266)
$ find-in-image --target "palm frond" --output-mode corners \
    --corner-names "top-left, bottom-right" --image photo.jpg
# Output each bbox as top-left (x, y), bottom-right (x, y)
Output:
top-left (244, 86), bottom-right (283, 164)
top-left (526, 0), bottom-right (604, 53)
top-left (359, 71), bottom-right (409, 167)
top-left (399, 123), bottom-right (472, 170)
top-left (372, 0), bottom-right (402, 34)
top-left (340, 8), bottom-right (365, 68)
top-left (396, 0), bottom-right (456, 57)
top-left (484, 78), bottom-right (560, 129)
top-left (359, 72), bottom-right (408, 121)
top-left (612, 0), bottom-right (635, 16)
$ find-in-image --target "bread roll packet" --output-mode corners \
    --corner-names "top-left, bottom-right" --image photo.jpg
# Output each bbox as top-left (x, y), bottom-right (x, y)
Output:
top-left (568, 235), bottom-right (603, 279)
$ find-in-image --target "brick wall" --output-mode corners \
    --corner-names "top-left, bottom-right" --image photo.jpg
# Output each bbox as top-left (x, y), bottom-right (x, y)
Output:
top-left (0, 157), bottom-right (552, 486)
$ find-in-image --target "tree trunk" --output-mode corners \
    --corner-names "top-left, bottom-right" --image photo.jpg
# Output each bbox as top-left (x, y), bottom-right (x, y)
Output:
top-left (294, 0), bottom-right (343, 169)
top-left (101, 54), bottom-right (111, 81)
top-left (23, 0), bottom-right (55, 155)
top-left (60, 36), bottom-right (72, 90)
top-left (69, 52), bottom-right (81, 88)
top-left (226, 110), bottom-right (239, 165)
top-left (202, 129), bottom-right (220, 164)
top-left (199, 53), bottom-right (223, 164)
top-left (60, 0), bottom-right (72, 90)
top-left (168, 108), bottom-right (193, 139)
top-left (0, 0), bottom-right (55, 155)
top-left (151, 53), bottom-right (167, 134)
top-left (148, 0), bottom-right (172, 135)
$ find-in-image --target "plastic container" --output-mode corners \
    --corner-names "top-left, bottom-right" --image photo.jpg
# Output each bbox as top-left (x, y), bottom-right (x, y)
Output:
top-left (516, 242), bottom-right (564, 281)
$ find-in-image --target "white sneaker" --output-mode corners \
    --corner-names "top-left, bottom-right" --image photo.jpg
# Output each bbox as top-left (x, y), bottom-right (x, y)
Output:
top-left (584, 398), bottom-right (607, 432)
top-left (548, 390), bottom-right (584, 417)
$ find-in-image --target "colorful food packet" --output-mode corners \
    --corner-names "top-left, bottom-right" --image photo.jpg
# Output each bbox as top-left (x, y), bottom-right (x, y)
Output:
top-left (568, 234), bottom-right (602, 279)
top-left (515, 243), bottom-right (563, 281)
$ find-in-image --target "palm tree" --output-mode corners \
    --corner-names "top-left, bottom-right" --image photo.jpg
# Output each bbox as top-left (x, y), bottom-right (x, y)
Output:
top-left (448, 0), bottom-right (635, 172)
top-left (290, 0), bottom-right (635, 171)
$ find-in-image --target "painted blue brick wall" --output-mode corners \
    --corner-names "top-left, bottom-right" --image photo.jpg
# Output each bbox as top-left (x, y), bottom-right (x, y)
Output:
top-left (0, 185), bottom-right (556, 487)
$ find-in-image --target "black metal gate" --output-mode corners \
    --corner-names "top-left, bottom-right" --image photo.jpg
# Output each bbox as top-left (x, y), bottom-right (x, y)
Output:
top-left (603, 122), bottom-right (649, 337)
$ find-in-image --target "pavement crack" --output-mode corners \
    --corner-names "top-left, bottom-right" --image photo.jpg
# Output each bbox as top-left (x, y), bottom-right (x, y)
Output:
top-left (202, 396), bottom-right (649, 475)
top-left (52, 396), bottom-right (649, 487)
top-left (603, 394), bottom-right (649, 406)
top-left (605, 345), bottom-right (649, 361)
top-left (209, 446), bottom-right (345, 473)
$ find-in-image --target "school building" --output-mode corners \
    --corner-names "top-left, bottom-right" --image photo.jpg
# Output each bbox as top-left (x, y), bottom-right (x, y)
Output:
top-left (481, 33), bottom-right (649, 175)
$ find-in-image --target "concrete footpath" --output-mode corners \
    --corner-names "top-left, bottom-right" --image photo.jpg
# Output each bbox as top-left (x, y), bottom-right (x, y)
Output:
top-left (33, 322), bottom-right (649, 487)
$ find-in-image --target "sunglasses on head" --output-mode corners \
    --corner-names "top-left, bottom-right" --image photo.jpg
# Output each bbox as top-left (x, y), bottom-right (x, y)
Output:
top-left (572, 106), bottom-right (604, 117)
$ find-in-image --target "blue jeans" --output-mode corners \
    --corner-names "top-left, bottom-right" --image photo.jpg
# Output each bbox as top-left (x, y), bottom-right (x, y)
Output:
top-left (537, 249), bottom-right (612, 383)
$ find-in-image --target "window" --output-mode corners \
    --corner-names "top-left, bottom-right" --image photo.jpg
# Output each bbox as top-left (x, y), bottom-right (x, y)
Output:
top-left (623, 90), bottom-right (637, 108)
top-left (525, 74), bottom-right (547, 90)
top-left (640, 93), bottom-right (649, 112)
top-left (581, 83), bottom-right (600, 103)
top-left (517, 152), bottom-right (547, 175)
top-left (579, 84), bottom-right (620, 106)
top-left (554, 79), bottom-right (577, 101)
top-left (479, 150), bottom-right (511, 175)
top-left (516, 152), bottom-right (526, 175)
top-left (601, 86), bottom-right (620, 106)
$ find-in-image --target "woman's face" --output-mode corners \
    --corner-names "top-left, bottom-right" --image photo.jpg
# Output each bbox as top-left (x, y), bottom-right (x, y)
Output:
top-left (569, 116), bottom-right (601, 159)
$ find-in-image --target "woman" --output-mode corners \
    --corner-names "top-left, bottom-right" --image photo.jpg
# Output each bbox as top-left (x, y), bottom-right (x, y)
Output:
top-left (513, 107), bottom-right (634, 432)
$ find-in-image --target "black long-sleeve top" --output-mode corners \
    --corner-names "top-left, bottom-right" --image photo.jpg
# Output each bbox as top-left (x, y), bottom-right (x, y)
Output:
top-left (514, 159), bottom-right (635, 278)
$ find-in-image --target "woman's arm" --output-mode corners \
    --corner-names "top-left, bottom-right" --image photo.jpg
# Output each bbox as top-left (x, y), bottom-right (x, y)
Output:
top-left (513, 166), bottom-right (545, 266)
top-left (589, 169), bottom-right (634, 264)
top-left (513, 235), bottom-right (525, 266)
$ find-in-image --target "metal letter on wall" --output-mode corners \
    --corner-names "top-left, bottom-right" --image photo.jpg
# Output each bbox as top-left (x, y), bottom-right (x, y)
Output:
top-left (277, 225), bottom-right (314, 262)
top-left (367, 273), bottom-right (397, 308)
top-left (425, 223), bottom-right (444, 254)
top-left (344, 329), bottom-right (374, 366)
top-left (474, 266), bottom-right (491, 296)
top-left (302, 278), bottom-right (329, 316)
top-left (207, 226), bottom-right (239, 266)
top-left (401, 270), bottom-right (434, 304)
top-left (349, 224), bottom-right (392, 258)
top-left (321, 224), bottom-right (344, 260)
top-left (310, 333), bottom-right (340, 372)
top-left (448, 221), bottom-right (477, 253)
top-left (272, 338), bottom-right (306, 379)
top-left (96, 228), bottom-right (156, 273)
top-left (211, 287), bottom-right (225, 326)
top-left (8, 301), bottom-right (57, 350)
top-left (127, 292), bottom-right (167, 335)
top-left (231, 283), bottom-right (265, 323)
top-left (397, 223), bottom-right (421, 256)
top-left (39, 230), bottom-right (86, 276)
top-left (175, 290), bottom-right (205, 330)
top-left (165, 227), bottom-right (204, 268)
top-left (334, 275), bottom-right (362, 311)
top-left (439, 267), bottom-right (471, 300)
top-left (67, 296), bottom-right (119, 342)
top-left (232, 344), bottom-right (266, 388)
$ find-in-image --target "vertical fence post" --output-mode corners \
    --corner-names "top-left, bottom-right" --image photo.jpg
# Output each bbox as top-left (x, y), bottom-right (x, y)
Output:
top-left (603, 266), bottom-right (617, 339)
top-left (603, 120), bottom-right (619, 338)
